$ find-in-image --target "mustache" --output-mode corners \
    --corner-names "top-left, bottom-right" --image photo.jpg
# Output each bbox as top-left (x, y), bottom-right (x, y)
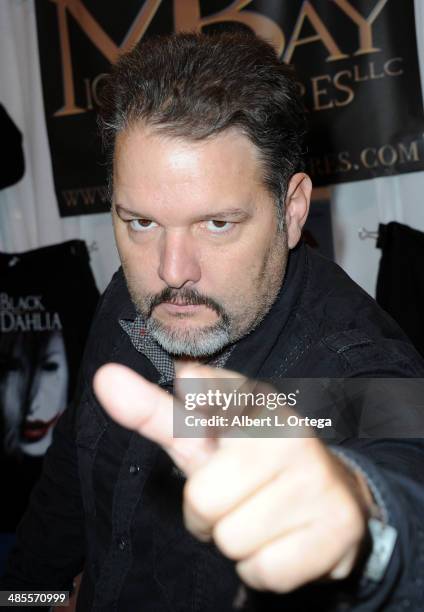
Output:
top-left (147, 287), bottom-right (226, 318)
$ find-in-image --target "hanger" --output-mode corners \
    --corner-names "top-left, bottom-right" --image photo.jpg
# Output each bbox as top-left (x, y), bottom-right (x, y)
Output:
top-left (358, 227), bottom-right (378, 240)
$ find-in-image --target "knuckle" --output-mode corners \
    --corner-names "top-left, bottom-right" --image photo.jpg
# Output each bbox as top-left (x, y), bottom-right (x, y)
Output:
top-left (306, 460), bottom-right (333, 495)
top-left (183, 478), bottom-right (211, 522)
top-left (213, 520), bottom-right (242, 560)
top-left (331, 562), bottom-right (352, 581)
top-left (312, 461), bottom-right (331, 485)
top-left (332, 492), bottom-right (362, 534)
top-left (252, 552), bottom-right (280, 591)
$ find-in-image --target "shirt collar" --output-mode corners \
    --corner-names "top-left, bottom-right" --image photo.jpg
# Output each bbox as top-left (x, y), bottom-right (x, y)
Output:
top-left (119, 315), bottom-right (234, 385)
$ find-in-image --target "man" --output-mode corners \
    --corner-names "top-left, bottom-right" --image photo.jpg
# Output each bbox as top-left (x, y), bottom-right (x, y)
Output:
top-left (3, 31), bottom-right (424, 611)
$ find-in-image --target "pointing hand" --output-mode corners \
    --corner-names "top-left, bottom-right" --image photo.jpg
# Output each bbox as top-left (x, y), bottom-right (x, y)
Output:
top-left (94, 363), bottom-right (372, 592)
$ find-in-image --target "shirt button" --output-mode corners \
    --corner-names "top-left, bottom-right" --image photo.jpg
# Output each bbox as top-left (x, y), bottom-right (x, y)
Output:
top-left (118, 537), bottom-right (127, 551)
top-left (129, 464), bottom-right (140, 475)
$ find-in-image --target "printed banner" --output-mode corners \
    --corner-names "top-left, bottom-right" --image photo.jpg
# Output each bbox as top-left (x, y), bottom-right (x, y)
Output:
top-left (35, 0), bottom-right (424, 216)
top-left (0, 241), bottom-right (99, 531)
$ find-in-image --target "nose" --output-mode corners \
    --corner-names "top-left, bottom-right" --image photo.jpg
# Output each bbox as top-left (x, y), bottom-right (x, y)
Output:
top-left (27, 371), bottom-right (42, 418)
top-left (158, 229), bottom-right (201, 288)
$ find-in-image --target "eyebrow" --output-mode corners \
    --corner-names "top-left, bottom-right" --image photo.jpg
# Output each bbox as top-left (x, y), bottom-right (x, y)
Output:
top-left (114, 204), bottom-right (251, 221)
top-left (115, 204), bottom-right (143, 218)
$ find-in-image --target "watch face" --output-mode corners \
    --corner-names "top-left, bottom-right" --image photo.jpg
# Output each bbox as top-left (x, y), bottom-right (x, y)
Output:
top-left (364, 518), bottom-right (398, 582)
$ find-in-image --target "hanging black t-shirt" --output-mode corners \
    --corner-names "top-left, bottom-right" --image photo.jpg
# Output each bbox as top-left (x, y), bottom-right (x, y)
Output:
top-left (0, 240), bottom-right (99, 531)
top-left (0, 105), bottom-right (25, 190)
top-left (376, 222), bottom-right (424, 358)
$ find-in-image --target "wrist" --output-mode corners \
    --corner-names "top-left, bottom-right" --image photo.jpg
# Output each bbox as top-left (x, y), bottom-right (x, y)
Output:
top-left (330, 447), bottom-right (398, 582)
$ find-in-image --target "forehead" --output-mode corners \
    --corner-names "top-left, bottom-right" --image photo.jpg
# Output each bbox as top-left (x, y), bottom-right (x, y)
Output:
top-left (113, 125), bottom-right (267, 216)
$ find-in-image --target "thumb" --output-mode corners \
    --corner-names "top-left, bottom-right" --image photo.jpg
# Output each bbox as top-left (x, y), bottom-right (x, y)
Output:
top-left (93, 363), bottom-right (214, 475)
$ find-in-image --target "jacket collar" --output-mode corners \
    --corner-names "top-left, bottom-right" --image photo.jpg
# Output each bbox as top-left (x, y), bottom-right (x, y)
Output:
top-left (224, 242), bottom-right (308, 379)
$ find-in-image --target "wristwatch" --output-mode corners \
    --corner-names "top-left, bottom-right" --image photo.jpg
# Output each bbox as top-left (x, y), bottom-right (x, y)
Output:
top-left (330, 447), bottom-right (398, 582)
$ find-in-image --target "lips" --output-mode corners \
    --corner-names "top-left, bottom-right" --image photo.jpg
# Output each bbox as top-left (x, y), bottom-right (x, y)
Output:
top-left (161, 302), bottom-right (204, 314)
top-left (162, 299), bottom-right (207, 308)
top-left (22, 414), bottom-right (59, 443)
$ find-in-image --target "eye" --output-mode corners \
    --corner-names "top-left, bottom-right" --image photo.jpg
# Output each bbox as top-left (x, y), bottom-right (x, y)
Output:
top-left (129, 219), bottom-right (158, 232)
top-left (1, 358), bottom-right (22, 373)
top-left (205, 220), bottom-right (234, 234)
top-left (42, 360), bottom-right (59, 372)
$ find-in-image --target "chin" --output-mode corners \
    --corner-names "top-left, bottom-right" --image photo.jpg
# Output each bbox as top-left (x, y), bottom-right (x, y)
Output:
top-left (149, 322), bottom-right (231, 358)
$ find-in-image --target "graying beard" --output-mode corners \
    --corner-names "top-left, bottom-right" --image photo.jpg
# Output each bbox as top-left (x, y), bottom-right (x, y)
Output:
top-left (146, 318), bottom-right (231, 357)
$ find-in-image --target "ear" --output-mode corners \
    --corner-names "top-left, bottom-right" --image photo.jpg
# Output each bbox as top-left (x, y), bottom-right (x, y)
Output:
top-left (284, 173), bottom-right (312, 249)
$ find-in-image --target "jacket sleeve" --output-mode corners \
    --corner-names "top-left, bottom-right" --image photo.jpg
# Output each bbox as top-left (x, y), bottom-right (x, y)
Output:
top-left (326, 346), bottom-right (424, 610)
top-left (330, 437), bottom-right (424, 611)
top-left (0, 393), bottom-right (85, 593)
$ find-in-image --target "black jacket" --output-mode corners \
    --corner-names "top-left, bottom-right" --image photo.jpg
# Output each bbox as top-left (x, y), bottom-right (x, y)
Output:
top-left (3, 243), bottom-right (424, 611)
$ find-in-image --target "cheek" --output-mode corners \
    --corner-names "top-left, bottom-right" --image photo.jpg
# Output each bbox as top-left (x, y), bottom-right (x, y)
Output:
top-left (208, 221), bottom-right (270, 264)
top-left (113, 219), bottom-right (150, 262)
top-left (121, 242), bottom-right (162, 291)
top-left (199, 243), bottom-right (263, 300)
top-left (114, 223), bottom-right (136, 261)
top-left (210, 230), bottom-right (275, 279)
top-left (56, 367), bottom-right (68, 393)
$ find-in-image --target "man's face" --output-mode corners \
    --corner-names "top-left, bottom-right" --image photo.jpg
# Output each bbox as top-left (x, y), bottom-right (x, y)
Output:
top-left (112, 125), bottom-right (289, 358)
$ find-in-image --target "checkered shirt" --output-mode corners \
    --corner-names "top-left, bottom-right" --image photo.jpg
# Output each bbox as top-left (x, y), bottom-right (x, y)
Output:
top-left (119, 315), bottom-right (233, 386)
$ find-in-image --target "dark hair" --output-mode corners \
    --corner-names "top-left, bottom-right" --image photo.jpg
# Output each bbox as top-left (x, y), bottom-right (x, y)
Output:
top-left (98, 31), bottom-right (307, 219)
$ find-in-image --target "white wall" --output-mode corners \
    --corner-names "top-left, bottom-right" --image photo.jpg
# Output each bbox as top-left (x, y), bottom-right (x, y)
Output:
top-left (0, 0), bottom-right (119, 292)
top-left (1, 0), bottom-right (423, 295)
